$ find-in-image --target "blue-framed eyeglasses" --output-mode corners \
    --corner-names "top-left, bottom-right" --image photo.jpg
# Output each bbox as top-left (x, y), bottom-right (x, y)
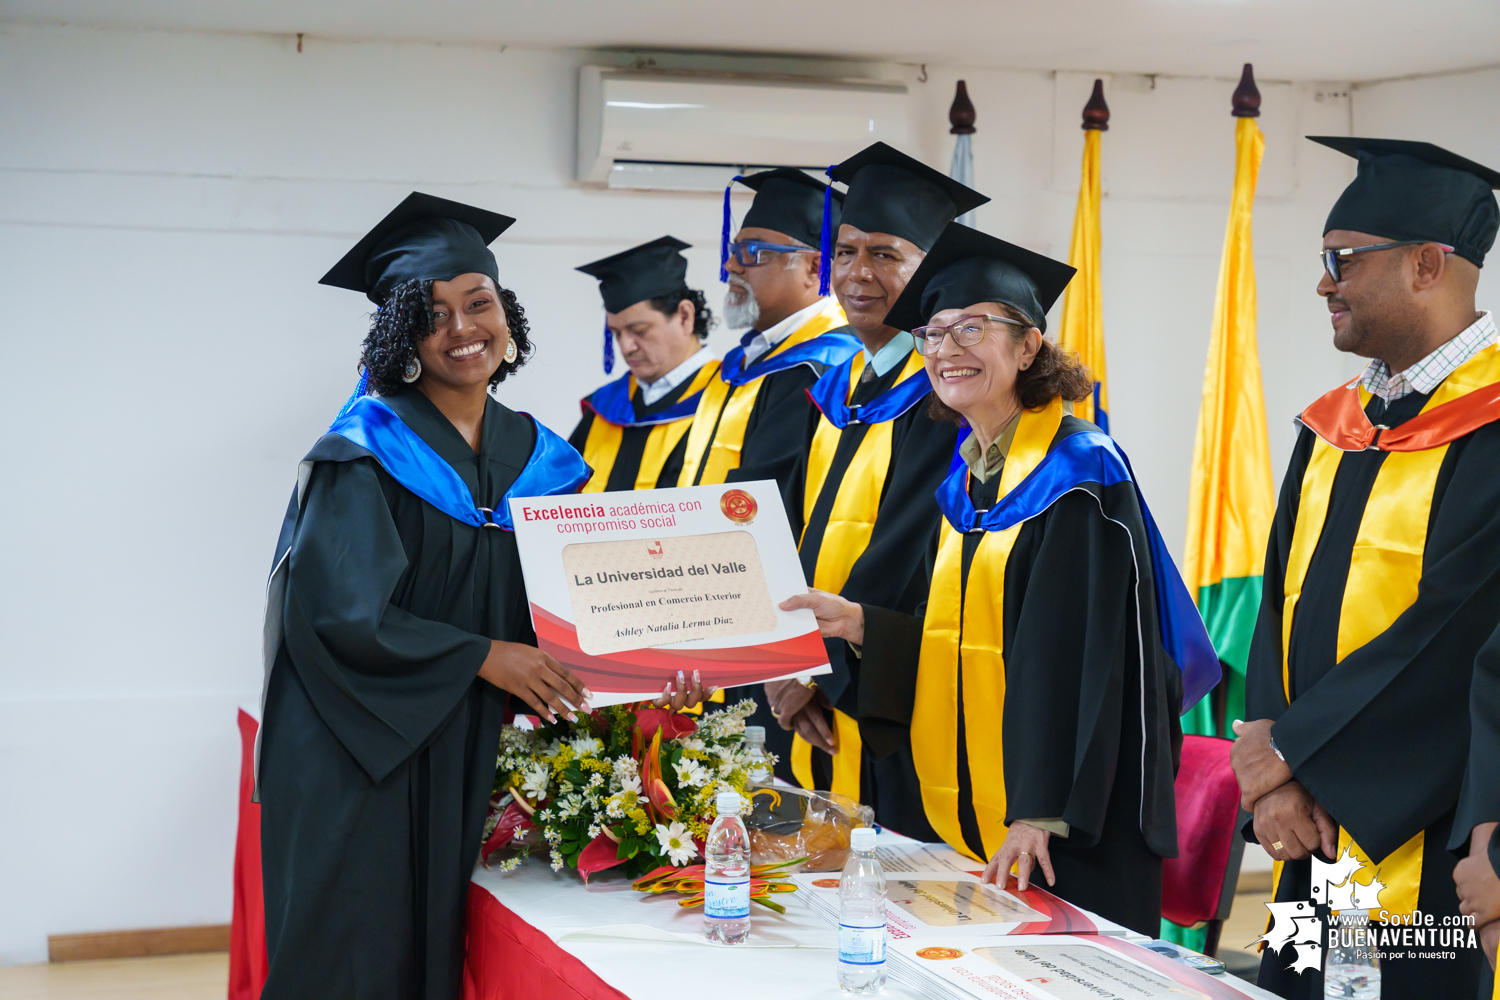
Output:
top-left (1321, 240), bottom-right (1453, 283)
top-left (725, 240), bottom-right (816, 267)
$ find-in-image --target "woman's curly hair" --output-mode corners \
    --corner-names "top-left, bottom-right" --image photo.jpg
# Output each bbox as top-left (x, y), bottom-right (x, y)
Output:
top-left (359, 277), bottom-right (533, 396)
top-left (927, 304), bottom-right (1094, 424)
top-left (646, 287), bottom-right (713, 341)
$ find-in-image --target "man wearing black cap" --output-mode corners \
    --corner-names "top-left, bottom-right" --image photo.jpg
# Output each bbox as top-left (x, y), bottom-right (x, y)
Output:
top-left (676, 168), bottom-right (859, 490)
top-left (1232, 139), bottom-right (1500, 1000)
top-left (763, 144), bottom-right (983, 841)
top-left (570, 237), bottom-right (720, 492)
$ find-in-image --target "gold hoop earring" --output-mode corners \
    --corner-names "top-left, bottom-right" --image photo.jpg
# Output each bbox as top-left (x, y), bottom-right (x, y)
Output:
top-left (504, 339), bottom-right (518, 364)
top-left (402, 356), bottom-right (422, 383)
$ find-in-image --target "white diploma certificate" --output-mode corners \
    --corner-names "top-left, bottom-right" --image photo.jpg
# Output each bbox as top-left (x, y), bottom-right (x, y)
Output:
top-left (509, 480), bottom-right (830, 705)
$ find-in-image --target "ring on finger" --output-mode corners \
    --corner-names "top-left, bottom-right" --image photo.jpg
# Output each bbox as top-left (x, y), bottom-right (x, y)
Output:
top-left (1019, 851), bottom-right (1033, 859)
top-left (1271, 841), bottom-right (1284, 851)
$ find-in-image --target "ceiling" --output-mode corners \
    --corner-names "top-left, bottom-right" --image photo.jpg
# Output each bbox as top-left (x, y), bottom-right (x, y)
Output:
top-left (3, 0), bottom-right (1498, 82)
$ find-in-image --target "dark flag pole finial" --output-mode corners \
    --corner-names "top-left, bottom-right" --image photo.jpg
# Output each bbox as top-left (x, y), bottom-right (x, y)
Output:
top-left (1232, 63), bottom-right (1261, 118)
top-left (949, 80), bottom-right (976, 135)
top-left (1082, 79), bottom-right (1110, 131)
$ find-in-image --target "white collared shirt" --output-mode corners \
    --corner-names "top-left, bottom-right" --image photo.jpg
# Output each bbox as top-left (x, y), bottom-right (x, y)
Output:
top-left (739, 297), bottom-right (840, 366)
top-left (863, 330), bottom-right (916, 378)
top-left (638, 345), bottom-right (715, 407)
top-left (1359, 311), bottom-right (1496, 402)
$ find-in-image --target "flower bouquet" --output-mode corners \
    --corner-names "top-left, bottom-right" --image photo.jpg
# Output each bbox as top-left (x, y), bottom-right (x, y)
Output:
top-left (483, 698), bottom-right (771, 881)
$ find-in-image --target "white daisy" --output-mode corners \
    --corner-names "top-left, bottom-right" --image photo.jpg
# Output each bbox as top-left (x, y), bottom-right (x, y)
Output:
top-left (677, 737), bottom-right (706, 752)
top-left (520, 763), bottom-right (550, 801)
top-left (570, 735), bottom-right (602, 757)
top-left (673, 758), bottom-right (710, 788)
top-left (617, 773), bottom-right (642, 795)
top-left (655, 822), bottom-right (699, 866)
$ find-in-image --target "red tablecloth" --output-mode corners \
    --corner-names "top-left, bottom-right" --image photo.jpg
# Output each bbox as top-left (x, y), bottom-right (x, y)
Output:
top-left (462, 884), bottom-right (628, 1000)
top-left (229, 709), bottom-right (268, 1000)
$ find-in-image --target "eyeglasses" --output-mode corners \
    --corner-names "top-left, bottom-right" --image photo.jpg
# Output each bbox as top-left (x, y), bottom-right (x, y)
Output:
top-left (1321, 240), bottom-right (1454, 283)
top-left (913, 314), bottom-right (1027, 356)
top-left (725, 240), bottom-right (816, 267)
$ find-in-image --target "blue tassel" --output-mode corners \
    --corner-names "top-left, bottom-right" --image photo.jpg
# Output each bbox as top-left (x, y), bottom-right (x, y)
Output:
top-left (817, 166), bottom-right (835, 296)
top-left (603, 320), bottom-right (614, 374)
top-left (332, 366), bottom-right (370, 425)
top-left (720, 176), bottom-right (743, 283)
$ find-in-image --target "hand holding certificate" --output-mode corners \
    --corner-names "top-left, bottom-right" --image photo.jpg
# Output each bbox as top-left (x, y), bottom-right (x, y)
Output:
top-left (509, 481), bottom-right (829, 706)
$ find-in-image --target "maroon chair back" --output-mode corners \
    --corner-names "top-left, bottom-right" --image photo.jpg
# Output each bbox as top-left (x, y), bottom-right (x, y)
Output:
top-left (1162, 733), bottom-right (1245, 929)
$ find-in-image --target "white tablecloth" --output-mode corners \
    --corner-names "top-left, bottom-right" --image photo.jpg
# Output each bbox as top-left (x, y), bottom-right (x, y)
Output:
top-left (468, 846), bottom-right (1275, 1000)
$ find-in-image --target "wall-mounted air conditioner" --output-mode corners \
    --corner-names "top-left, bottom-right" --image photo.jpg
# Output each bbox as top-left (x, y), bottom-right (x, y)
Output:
top-left (577, 67), bottom-right (910, 191)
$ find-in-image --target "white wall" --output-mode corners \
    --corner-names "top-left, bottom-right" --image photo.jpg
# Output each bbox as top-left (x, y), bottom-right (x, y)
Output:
top-left (0, 22), bottom-right (1494, 962)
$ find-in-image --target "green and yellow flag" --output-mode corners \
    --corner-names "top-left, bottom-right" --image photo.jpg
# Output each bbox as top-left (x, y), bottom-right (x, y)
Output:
top-left (1057, 121), bottom-right (1108, 431)
top-left (1182, 115), bottom-right (1276, 738)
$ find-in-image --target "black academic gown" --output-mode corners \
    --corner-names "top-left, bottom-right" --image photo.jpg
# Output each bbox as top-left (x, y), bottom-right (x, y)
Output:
top-left (1247, 390), bottom-right (1500, 1000)
top-left (1454, 624), bottom-right (1500, 1000)
top-left (859, 414), bottom-right (1182, 939)
top-left (259, 389), bottom-right (535, 1000)
top-left (683, 359), bottom-right (825, 490)
top-left (568, 374), bottom-right (699, 491)
top-left (740, 360), bottom-right (955, 841)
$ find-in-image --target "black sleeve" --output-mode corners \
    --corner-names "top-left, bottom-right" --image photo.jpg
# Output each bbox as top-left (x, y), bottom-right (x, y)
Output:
top-left (1001, 488), bottom-right (1139, 847)
top-left (1453, 623), bottom-right (1500, 852)
top-left (856, 517), bottom-right (943, 759)
top-left (1271, 425), bottom-right (1500, 861)
top-left (280, 458), bottom-right (490, 784)
top-left (727, 365), bottom-right (821, 493)
top-left (857, 604), bottom-right (928, 759)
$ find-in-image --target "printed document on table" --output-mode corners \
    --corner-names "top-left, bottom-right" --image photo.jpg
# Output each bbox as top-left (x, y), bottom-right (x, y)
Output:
top-left (510, 481), bottom-right (829, 706)
top-left (888, 934), bottom-right (1269, 999)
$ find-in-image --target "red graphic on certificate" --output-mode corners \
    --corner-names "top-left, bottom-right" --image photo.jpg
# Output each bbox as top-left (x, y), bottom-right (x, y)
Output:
top-left (720, 489), bottom-right (757, 524)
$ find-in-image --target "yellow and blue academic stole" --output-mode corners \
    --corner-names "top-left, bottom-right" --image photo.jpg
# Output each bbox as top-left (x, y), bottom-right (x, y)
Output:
top-left (327, 395), bottom-right (589, 529)
top-left (677, 302), bottom-right (857, 486)
top-left (912, 397), bottom-right (1217, 861)
top-left (577, 361), bottom-right (721, 493)
top-left (788, 349), bottom-right (930, 797)
top-left (1275, 343), bottom-right (1500, 916)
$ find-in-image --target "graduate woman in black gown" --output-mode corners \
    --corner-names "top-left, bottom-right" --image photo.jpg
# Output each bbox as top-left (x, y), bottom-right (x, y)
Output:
top-left (257, 193), bottom-right (704, 1000)
top-left (784, 224), bottom-right (1219, 937)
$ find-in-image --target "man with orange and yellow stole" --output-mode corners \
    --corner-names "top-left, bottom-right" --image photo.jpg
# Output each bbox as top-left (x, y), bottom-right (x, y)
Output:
top-left (1232, 137), bottom-right (1500, 1000)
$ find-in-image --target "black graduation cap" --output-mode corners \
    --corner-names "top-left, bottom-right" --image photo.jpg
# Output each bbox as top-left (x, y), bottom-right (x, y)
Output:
top-left (734, 168), bottom-right (843, 248)
top-left (883, 223), bottom-right (1076, 334)
top-left (576, 236), bottom-right (691, 314)
top-left (829, 142), bottom-right (990, 251)
top-left (320, 192), bottom-right (516, 305)
top-left (1310, 136), bottom-right (1500, 267)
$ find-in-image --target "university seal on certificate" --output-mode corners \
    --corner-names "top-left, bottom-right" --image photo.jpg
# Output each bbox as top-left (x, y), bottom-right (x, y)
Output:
top-left (719, 488), bottom-right (757, 524)
top-left (508, 481), bottom-right (830, 706)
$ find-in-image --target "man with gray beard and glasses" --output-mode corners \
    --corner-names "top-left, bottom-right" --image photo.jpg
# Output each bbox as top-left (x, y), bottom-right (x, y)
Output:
top-left (676, 169), bottom-right (858, 492)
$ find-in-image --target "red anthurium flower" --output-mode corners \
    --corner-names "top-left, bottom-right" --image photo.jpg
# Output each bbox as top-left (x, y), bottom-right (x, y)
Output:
top-left (481, 800), bottom-right (537, 865)
top-left (577, 832), bottom-right (630, 883)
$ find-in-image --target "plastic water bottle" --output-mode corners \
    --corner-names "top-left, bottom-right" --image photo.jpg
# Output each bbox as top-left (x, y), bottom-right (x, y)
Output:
top-left (838, 826), bottom-right (887, 992)
top-left (703, 790), bottom-right (751, 944)
top-left (1325, 909), bottom-right (1380, 998)
top-left (743, 726), bottom-right (772, 785)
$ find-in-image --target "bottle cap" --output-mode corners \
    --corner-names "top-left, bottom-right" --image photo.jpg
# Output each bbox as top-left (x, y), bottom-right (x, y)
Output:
top-left (744, 726), bottom-right (765, 741)
top-left (716, 791), bottom-right (743, 816)
top-left (850, 827), bottom-right (876, 851)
